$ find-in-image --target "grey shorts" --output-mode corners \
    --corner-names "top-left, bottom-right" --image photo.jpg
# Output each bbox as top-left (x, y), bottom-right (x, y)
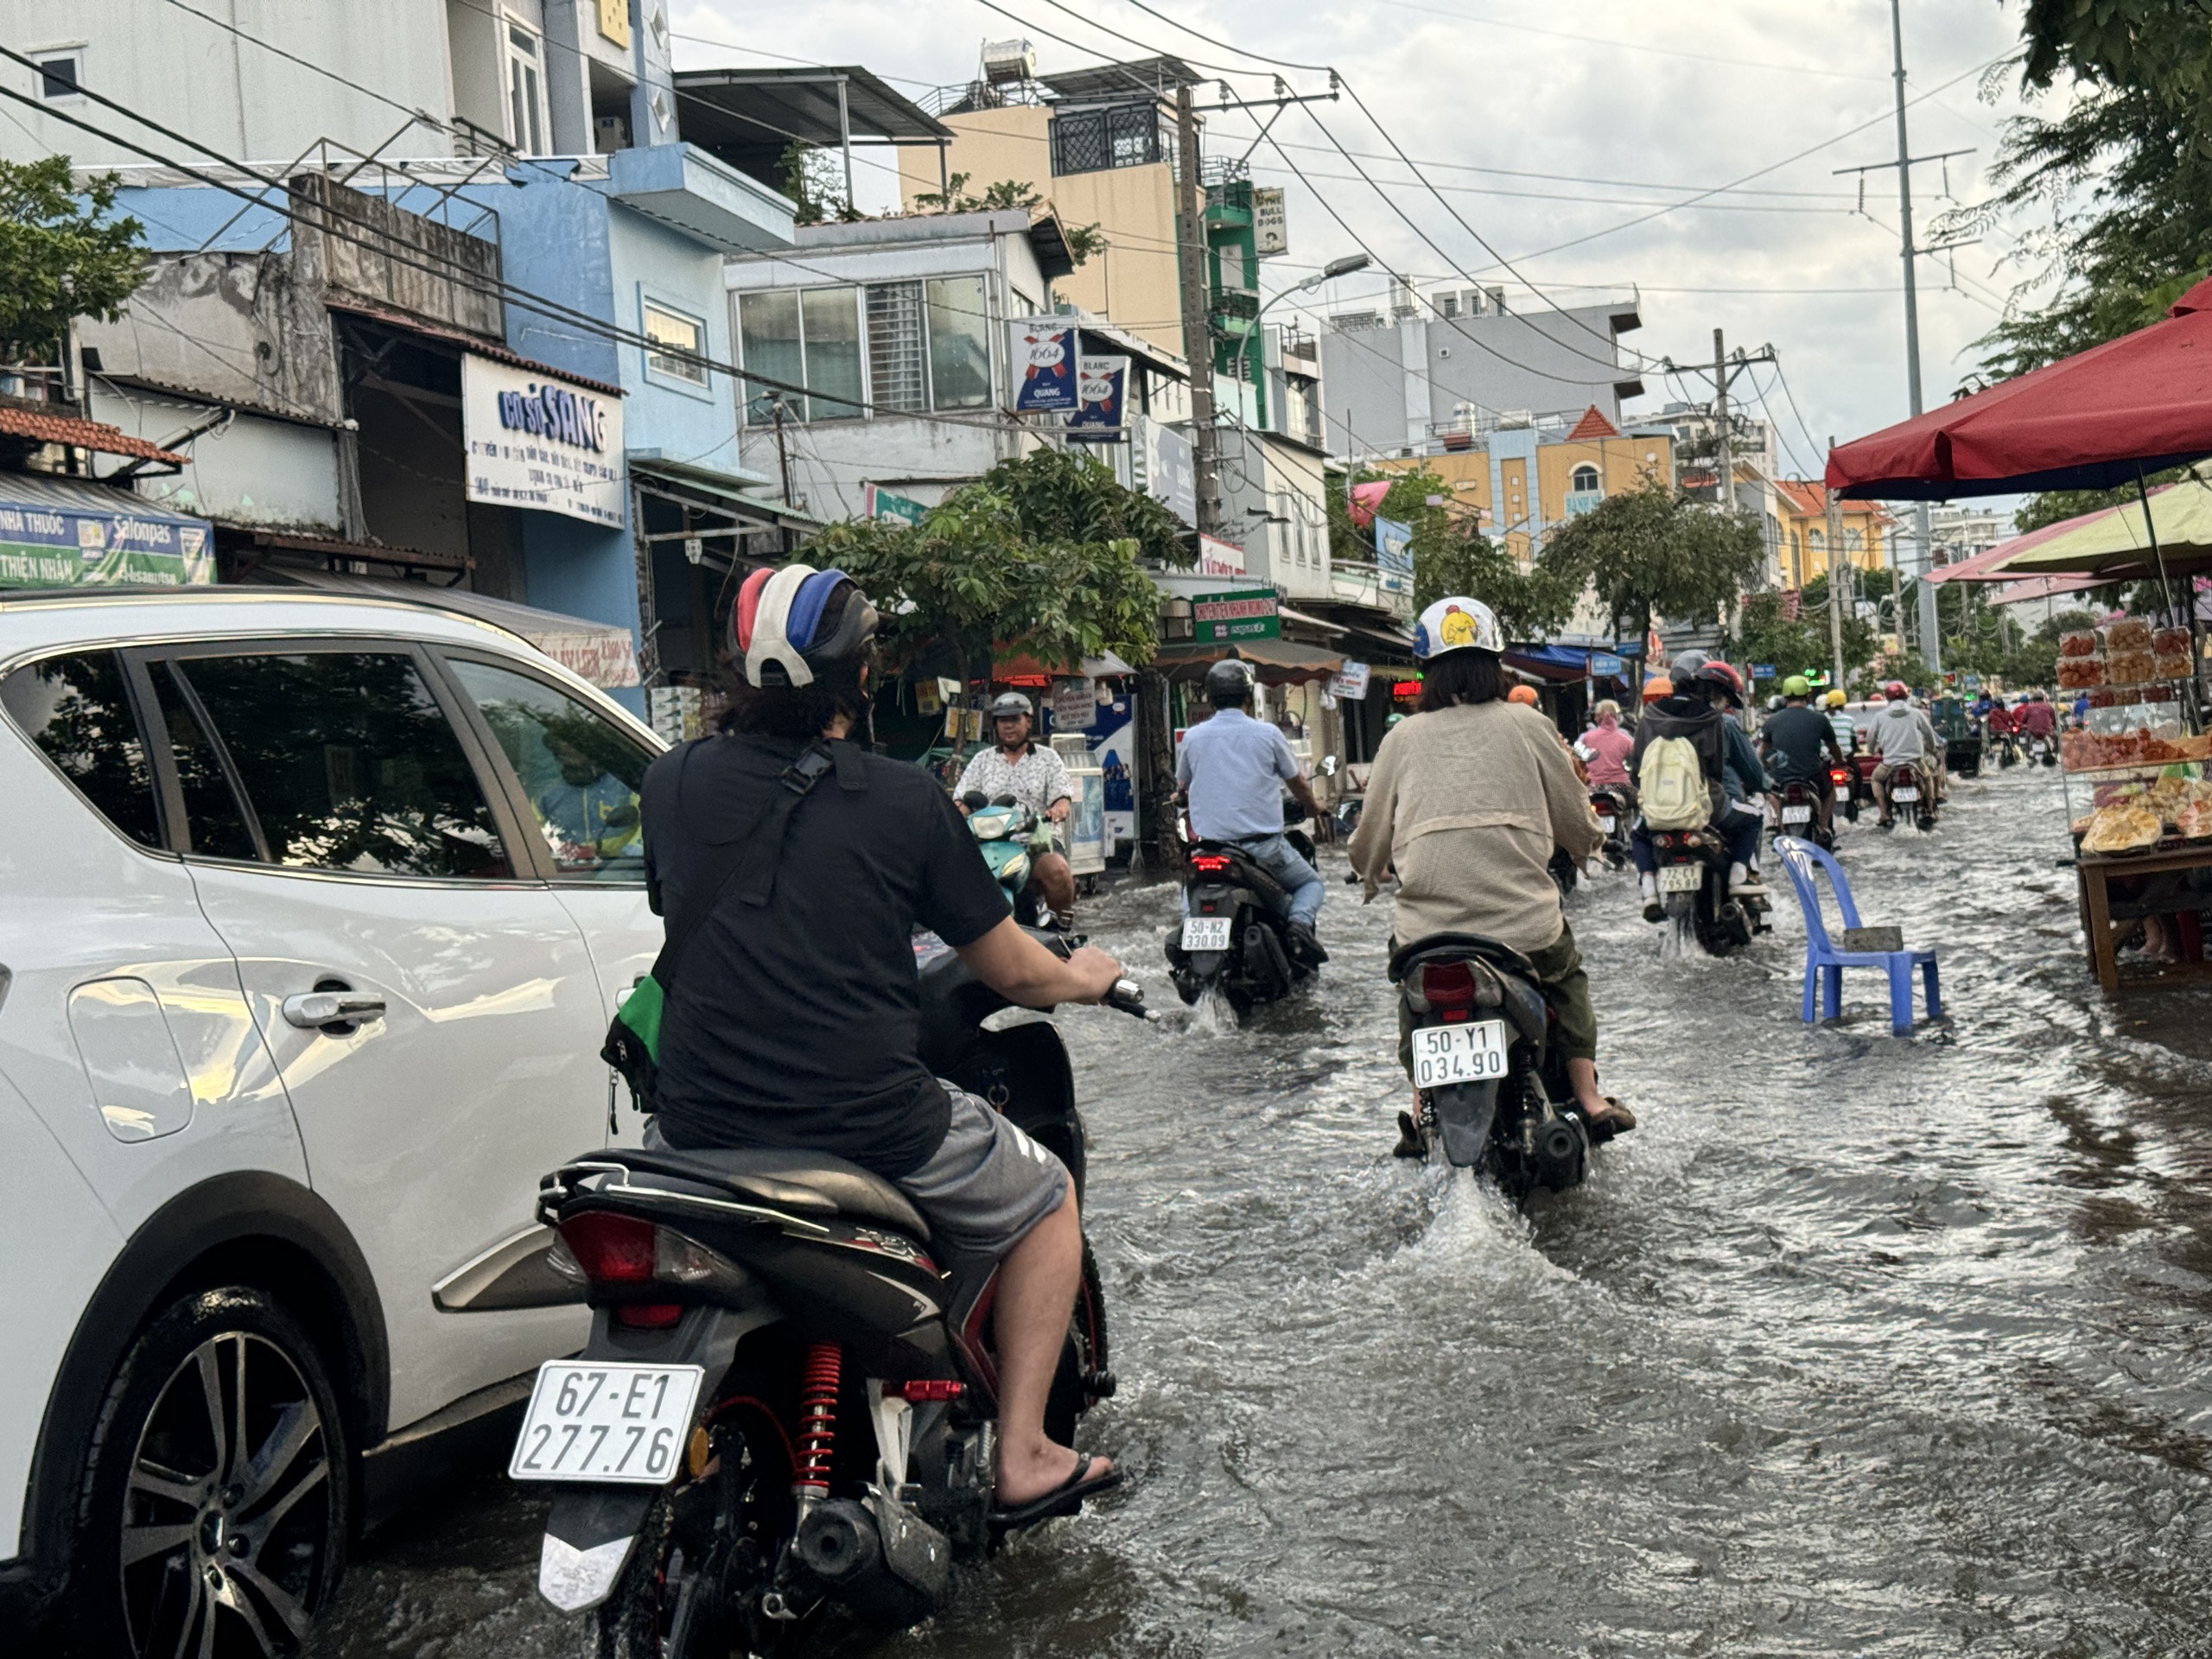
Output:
top-left (898, 1088), bottom-right (1071, 1262)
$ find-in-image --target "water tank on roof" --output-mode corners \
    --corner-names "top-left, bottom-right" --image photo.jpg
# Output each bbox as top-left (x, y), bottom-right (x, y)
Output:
top-left (982, 39), bottom-right (1035, 85)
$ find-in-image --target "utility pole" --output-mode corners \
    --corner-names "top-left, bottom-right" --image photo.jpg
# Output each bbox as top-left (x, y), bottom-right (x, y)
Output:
top-left (1174, 82), bottom-right (1221, 537)
top-left (770, 394), bottom-right (795, 557)
top-left (1889, 0), bottom-right (1940, 677)
top-left (1825, 442), bottom-right (1847, 692)
top-left (1713, 327), bottom-right (1733, 518)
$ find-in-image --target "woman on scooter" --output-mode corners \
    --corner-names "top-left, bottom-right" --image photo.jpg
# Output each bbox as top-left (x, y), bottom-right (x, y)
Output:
top-left (1347, 595), bottom-right (1630, 1147)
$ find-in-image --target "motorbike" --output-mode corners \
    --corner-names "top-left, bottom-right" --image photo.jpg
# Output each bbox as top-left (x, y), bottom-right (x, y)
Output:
top-left (1649, 820), bottom-right (1766, 957)
top-left (2025, 731), bottom-right (2058, 768)
top-left (1992, 728), bottom-right (2020, 769)
top-left (962, 792), bottom-right (1054, 923)
top-left (1770, 777), bottom-right (1834, 852)
top-left (1885, 760), bottom-right (1938, 832)
top-left (1164, 830), bottom-right (1317, 1013)
top-left (516, 928), bottom-right (1149, 1656)
top-left (1828, 762), bottom-right (1859, 825)
top-left (1587, 785), bottom-right (1634, 869)
top-left (1389, 932), bottom-right (1624, 1194)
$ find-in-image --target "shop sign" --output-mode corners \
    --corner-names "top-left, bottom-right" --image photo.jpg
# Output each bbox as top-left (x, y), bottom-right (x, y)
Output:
top-left (1192, 588), bottom-right (1281, 645)
top-left (1010, 320), bottom-right (1078, 411)
top-left (1198, 534), bottom-right (1246, 579)
top-left (1066, 356), bottom-right (1128, 442)
top-left (1326, 661), bottom-right (1372, 700)
top-left (865, 484), bottom-right (928, 525)
top-left (1253, 187), bottom-right (1288, 258)
top-left (462, 354), bottom-right (626, 528)
top-left (0, 499), bottom-right (213, 588)
top-left (1051, 676), bottom-right (1096, 728)
top-left (1752, 663), bottom-right (1777, 680)
top-left (1588, 652), bottom-right (1626, 678)
top-left (1375, 516), bottom-right (1414, 594)
top-left (1140, 416), bottom-right (1197, 525)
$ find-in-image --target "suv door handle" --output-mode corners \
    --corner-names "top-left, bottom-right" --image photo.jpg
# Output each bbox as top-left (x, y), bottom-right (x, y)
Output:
top-left (281, 990), bottom-right (387, 1029)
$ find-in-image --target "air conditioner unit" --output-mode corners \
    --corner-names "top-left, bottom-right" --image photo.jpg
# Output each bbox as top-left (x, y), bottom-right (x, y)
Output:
top-left (982, 38), bottom-right (1035, 85)
top-left (1498, 410), bottom-right (1532, 429)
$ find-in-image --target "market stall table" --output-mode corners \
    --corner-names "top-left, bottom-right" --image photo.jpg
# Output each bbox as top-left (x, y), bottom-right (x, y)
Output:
top-left (2074, 842), bottom-right (2212, 993)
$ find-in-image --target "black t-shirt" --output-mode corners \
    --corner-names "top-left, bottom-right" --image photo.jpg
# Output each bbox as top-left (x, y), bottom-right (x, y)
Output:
top-left (1761, 705), bottom-right (1840, 783)
top-left (641, 733), bottom-right (1011, 1177)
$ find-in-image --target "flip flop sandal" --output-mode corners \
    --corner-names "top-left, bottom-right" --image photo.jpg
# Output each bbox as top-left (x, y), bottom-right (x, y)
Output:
top-left (1591, 1096), bottom-right (1637, 1136)
top-left (989, 1453), bottom-right (1123, 1533)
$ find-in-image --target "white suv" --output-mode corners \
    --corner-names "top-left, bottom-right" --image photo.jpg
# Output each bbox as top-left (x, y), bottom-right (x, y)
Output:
top-left (0, 588), bottom-right (668, 1656)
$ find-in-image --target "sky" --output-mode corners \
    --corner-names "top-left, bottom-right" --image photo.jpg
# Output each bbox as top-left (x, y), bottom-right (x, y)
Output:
top-left (672, 0), bottom-right (2063, 481)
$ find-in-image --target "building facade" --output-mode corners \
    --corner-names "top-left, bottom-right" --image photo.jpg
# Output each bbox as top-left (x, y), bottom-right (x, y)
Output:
top-left (1772, 480), bottom-right (1894, 590)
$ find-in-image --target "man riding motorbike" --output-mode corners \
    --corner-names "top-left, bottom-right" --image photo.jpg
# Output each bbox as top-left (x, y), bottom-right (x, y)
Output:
top-left (639, 564), bottom-right (1122, 1518)
top-left (1345, 595), bottom-right (1629, 1147)
top-left (1758, 675), bottom-right (1847, 836)
top-left (957, 691), bottom-right (1078, 928)
top-left (2018, 689), bottom-right (2058, 741)
top-left (1866, 680), bottom-right (1944, 827)
top-left (1629, 652), bottom-right (1767, 921)
top-left (1177, 657), bottom-right (1328, 965)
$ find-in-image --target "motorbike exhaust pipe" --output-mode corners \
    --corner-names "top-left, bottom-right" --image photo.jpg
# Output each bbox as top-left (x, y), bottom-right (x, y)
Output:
top-left (1528, 1116), bottom-right (1589, 1192)
top-left (792, 1495), bottom-right (950, 1625)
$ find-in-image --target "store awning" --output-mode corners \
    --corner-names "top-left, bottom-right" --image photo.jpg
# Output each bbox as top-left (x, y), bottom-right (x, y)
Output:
top-left (1154, 637), bottom-right (1344, 686)
top-left (994, 649), bottom-right (1137, 683)
top-left (267, 569), bottom-right (641, 688)
top-left (0, 472), bottom-right (213, 588)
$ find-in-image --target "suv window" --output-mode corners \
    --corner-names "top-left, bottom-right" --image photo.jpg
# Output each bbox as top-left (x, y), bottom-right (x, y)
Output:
top-left (178, 651), bottom-right (511, 879)
top-left (0, 650), bottom-right (163, 849)
top-left (149, 661), bottom-right (262, 861)
top-left (445, 657), bottom-right (652, 880)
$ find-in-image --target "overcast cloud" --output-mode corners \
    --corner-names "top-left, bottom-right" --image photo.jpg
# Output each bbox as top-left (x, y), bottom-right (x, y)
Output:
top-left (675, 0), bottom-right (2060, 478)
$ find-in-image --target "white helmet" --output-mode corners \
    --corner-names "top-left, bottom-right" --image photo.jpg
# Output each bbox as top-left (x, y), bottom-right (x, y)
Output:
top-left (1413, 595), bottom-right (1503, 660)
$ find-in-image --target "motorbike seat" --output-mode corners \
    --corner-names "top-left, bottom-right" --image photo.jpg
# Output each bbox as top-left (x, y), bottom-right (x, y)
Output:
top-left (1389, 931), bottom-right (1548, 1045)
top-left (1191, 839), bottom-right (1291, 912)
top-left (573, 1146), bottom-right (931, 1240)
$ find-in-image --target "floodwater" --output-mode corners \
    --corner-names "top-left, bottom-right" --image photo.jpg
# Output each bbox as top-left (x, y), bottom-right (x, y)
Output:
top-left (309, 760), bottom-right (2212, 1658)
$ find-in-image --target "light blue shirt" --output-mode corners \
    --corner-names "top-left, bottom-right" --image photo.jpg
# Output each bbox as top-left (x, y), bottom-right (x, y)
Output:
top-left (1177, 707), bottom-right (1299, 841)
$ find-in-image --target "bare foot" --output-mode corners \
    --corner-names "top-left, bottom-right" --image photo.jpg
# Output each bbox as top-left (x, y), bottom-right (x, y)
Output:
top-left (997, 1437), bottom-right (1114, 1509)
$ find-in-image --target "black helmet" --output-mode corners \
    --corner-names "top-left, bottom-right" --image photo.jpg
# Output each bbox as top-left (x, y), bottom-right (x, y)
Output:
top-left (988, 691), bottom-right (1034, 721)
top-left (1204, 657), bottom-right (1257, 708)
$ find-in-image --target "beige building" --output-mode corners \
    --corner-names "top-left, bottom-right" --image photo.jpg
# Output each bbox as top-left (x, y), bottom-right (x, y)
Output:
top-left (898, 59), bottom-right (1192, 358)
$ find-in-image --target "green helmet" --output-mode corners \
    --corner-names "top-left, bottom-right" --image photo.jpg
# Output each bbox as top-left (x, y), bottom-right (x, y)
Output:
top-left (1781, 675), bottom-right (1811, 699)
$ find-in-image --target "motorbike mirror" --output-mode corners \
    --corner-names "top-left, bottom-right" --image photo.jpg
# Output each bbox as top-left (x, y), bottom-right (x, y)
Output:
top-left (1320, 754), bottom-right (1338, 775)
top-left (959, 790), bottom-right (988, 810)
top-left (992, 792), bottom-right (1019, 807)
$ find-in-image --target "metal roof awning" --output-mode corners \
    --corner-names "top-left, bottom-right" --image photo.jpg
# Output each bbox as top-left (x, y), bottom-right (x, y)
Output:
top-left (327, 300), bottom-right (626, 398)
top-left (1036, 56), bottom-right (1201, 104)
top-left (1154, 637), bottom-right (1344, 686)
top-left (265, 569), bottom-right (641, 688)
top-left (0, 472), bottom-right (214, 588)
top-left (673, 67), bottom-right (952, 192)
top-left (216, 525), bottom-right (470, 579)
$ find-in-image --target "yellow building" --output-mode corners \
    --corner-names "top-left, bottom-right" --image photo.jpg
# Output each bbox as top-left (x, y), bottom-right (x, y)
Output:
top-left (1773, 480), bottom-right (1891, 589)
top-left (1370, 406), bottom-right (1674, 565)
top-left (897, 66), bottom-right (1190, 357)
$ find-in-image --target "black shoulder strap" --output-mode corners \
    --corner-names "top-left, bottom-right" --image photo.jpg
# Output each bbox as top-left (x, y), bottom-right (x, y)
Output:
top-left (649, 740), bottom-right (836, 991)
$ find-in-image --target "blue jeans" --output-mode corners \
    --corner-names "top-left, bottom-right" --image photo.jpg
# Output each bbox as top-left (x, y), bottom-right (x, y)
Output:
top-left (1630, 806), bottom-right (1762, 874)
top-left (1187, 833), bottom-right (1325, 930)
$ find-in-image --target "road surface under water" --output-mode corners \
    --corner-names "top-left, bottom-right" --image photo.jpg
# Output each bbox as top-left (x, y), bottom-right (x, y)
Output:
top-left (310, 760), bottom-right (2212, 1658)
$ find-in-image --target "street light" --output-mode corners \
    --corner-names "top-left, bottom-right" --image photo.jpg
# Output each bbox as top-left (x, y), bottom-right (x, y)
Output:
top-left (1252, 253), bottom-right (1372, 327)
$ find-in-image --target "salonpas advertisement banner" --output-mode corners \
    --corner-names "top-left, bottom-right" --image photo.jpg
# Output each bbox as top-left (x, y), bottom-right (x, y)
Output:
top-left (0, 485), bottom-right (214, 588)
top-left (462, 354), bottom-right (626, 528)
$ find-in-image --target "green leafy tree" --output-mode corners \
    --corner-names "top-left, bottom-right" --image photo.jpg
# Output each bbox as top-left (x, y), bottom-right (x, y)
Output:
top-left (1535, 479), bottom-right (1767, 647)
top-left (805, 448), bottom-right (1183, 677)
top-left (0, 157), bottom-right (147, 365)
top-left (910, 170), bottom-right (1108, 265)
top-left (775, 142), bottom-right (860, 226)
top-left (1327, 465), bottom-right (1576, 638)
top-left (1730, 588), bottom-right (1880, 685)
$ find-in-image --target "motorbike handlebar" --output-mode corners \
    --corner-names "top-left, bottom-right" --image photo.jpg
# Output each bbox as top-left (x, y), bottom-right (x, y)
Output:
top-left (1103, 978), bottom-right (1159, 1022)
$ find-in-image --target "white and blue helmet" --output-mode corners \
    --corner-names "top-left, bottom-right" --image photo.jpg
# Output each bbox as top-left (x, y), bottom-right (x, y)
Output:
top-left (1413, 595), bottom-right (1503, 660)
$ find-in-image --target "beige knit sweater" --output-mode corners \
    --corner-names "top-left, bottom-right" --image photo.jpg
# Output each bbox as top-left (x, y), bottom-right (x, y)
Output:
top-left (1346, 701), bottom-right (1604, 955)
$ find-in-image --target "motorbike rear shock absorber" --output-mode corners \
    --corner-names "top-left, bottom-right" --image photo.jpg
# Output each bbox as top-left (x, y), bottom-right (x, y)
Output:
top-left (791, 1342), bottom-right (842, 1507)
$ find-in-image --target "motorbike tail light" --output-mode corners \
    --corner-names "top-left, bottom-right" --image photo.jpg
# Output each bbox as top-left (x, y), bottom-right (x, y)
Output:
top-left (1417, 960), bottom-right (1481, 1023)
top-left (559, 1211), bottom-right (655, 1284)
top-left (1189, 853), bottom-right (1231, 874)
top-left (895, 1379), bottom-right (967, 1402)
top-left (615, 1303), bottom-right (683, 1329)
top-left (1829, 766), bottom-right (1851, 785)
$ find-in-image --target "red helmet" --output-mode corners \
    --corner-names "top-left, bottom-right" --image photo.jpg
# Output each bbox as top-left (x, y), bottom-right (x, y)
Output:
top-left (1693, 660), bottom-right (1745, 707)
top-left (1884, 680), bottom-right (1909, 700)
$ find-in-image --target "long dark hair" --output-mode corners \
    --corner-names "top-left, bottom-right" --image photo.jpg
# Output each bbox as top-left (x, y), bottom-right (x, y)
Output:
top-left (1418, 648), bottom-right (1503, 712)
top-left (719, 585), bottom-right (872, 740)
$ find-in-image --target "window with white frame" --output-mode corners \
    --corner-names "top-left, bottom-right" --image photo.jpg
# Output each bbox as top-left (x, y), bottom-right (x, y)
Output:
top-left (1570, 463), bottom-right (1600, 493)
top-left (643, 301), bottom-right (709, 387)
top-left (35, 49), bottom-right (84, 100)
top-left (505, 21), bottom-right (549, 154)
top-left (738, 276), bottom-right (995, 423)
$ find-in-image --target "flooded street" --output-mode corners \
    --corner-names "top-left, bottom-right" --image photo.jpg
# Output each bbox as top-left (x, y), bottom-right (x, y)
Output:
top-left (312, 761), bottom-right (2212, 1658)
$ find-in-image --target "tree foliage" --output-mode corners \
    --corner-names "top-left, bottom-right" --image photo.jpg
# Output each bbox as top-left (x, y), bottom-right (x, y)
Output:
top-left (1535, 479), bottom-right (1767, 644)
top-left (910, 171), bottom-right (1107, 265)
top-left (0, 158), bottom-right (147, 365)
top-left (805, 448), bottom-right (1183, 675)
top-left (1731, 585), bottom-right (1879, 686)
top-left (1325, 465), bottom-right (1577, 638)
top-left (1938, 3), bottom-right (2212, 383)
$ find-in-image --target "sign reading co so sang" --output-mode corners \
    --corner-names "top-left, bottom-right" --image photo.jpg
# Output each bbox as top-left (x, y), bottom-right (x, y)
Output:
top-left (463, 354), bottom-right (626, 528)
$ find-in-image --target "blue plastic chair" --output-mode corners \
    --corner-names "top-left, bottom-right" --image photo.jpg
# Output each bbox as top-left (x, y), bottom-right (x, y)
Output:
top-left (1771, 836), bottom-right (1941, 1035)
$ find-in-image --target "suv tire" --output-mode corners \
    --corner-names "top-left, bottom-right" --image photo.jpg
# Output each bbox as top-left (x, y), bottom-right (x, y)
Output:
top-left (72, 1286), bottom-right (351, 1658)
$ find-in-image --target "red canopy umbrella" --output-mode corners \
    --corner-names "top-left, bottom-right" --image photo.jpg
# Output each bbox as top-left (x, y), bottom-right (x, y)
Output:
top-left (1827, 277), bottom-right (2212, 501)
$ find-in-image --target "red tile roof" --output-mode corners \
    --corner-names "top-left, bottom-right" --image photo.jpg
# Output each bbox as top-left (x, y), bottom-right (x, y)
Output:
top-left (1565, 404), bottom-right (1622, 441)
top-left (0, 404), bottom-right (187, 464)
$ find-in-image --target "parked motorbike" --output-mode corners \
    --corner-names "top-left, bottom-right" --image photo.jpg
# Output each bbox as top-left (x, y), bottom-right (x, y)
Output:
top-left (517, 929), bottom-right (1148, 1656)
top-left (962, 791), bottom-right (1052, 922)
top-left (1165, 839), bottom-right (1316, 1011)
top-left (1885, 760), bottom-right (1938, 832)
top-left (1389, 932), bottom-right (1624, 1194)
top-left (1649, 823), bottom-right (1764, 957)
top-left (1588, 785), bottom-right (1634, 869)
top-left (1769, 777), bottom-right (1834, 852)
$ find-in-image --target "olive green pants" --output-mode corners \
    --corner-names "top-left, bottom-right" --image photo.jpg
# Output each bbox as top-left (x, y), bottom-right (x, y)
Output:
top-left (1396, 920), bottom-right (1599, 1077)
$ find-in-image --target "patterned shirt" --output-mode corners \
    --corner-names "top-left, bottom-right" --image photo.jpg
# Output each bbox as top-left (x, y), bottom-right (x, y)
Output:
top-left (956, 742), bottom-right (1073, 815)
